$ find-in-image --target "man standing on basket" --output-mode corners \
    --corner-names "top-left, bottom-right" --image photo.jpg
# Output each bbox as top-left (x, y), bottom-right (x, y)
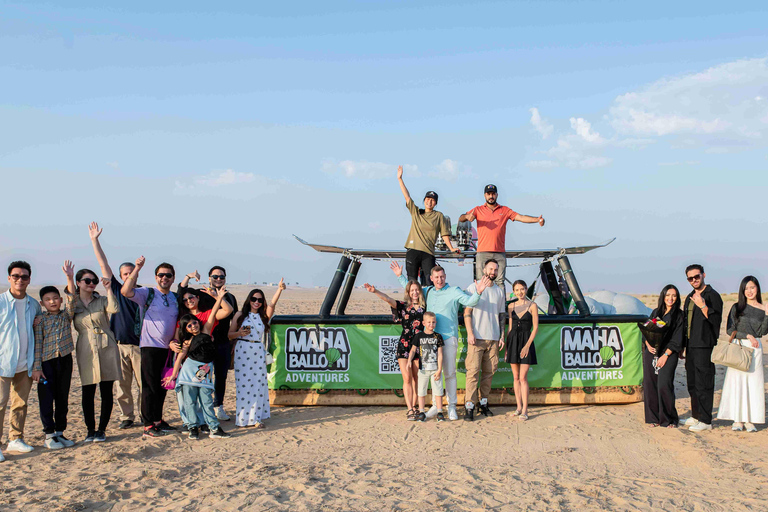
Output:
top-left (463, 259), bottom-right (506, 421)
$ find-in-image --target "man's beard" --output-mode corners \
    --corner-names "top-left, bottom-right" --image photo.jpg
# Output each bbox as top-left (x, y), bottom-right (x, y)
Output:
top-left (486, 199), bottom-right (497, 205)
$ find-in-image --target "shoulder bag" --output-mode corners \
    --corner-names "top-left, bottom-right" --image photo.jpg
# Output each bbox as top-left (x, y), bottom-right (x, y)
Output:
top-left (711, 331), bottom-right (752, 372)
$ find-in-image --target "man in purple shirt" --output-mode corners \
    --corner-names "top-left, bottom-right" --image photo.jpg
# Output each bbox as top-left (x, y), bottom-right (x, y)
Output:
top-left (121, 257), bottom-right (179, 438)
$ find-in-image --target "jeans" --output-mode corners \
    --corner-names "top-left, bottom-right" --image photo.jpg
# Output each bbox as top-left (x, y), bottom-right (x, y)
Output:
top-left (37, 354), bottom-right (73, 434)
top-left (176, 387), bottom-right (205, 427)
top-left (180, 385), bottom-right (219, 430)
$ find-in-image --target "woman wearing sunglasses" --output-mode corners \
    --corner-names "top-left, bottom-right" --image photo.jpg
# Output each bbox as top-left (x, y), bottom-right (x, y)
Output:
top-left (65, 261), bottom-right (121, 442)
top-left (228, 280), bottom-right (286, 428)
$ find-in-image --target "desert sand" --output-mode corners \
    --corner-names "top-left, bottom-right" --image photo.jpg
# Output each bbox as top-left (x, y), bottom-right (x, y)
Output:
top-left (2, 286), bottom-right (767, 511)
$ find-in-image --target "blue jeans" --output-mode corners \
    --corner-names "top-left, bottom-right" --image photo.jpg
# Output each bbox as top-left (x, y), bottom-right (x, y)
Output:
top-left (179, 385), bottom-right (218, 430)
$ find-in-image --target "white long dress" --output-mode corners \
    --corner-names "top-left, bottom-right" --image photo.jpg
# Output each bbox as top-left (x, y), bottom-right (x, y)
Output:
top-left (717, 338), bottom-right (765, 424)
top-left (234, 313), bottom-right (270, 426)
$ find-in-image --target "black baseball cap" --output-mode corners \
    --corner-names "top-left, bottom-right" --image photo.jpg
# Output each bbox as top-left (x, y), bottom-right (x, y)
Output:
top-left (484, 184), bottom-right (497, 194)
top-left (424, 191), bottom-right (438, 202)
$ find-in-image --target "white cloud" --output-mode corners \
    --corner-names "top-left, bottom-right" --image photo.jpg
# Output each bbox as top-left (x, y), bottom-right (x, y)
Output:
top-left (322, 159), bottom-right (419, 179)
top-left (174, 169), bottom-right (278, 196)
top-left (428, 159), bottom-right (474, 181)
top-left (569, 117), bottom-right (604, 143)
top-left (530, 107), bottom-right (553, 139)
top-left (526, 160), bottom-right (559, 170)
top-left (195, 169), bottom-right (255, 186)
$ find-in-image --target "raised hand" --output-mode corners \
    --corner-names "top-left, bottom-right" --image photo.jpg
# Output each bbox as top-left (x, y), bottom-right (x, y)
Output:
top-left (537, 216), bottom-right (545, 227)
top-left (62, 260), bottom-right (75, 278)
top-left (135, 256), bottom-right (146, 270)
top-left (88, 221), bottom-right (103, 240)
top-left (187, 270), bottom-right (200, 282)
top-left (278, 277), bottom-right (286, 291)
top-left (397, 165), bottom-right (403, 180)
top-left (390, 261), bottom-right (403, 277)
top-left (101, 276), bottom-right (111, 288)
top-left (363, 283), bottom-right (376, 293)
top-left (475, 275), bottom-right (492, 295)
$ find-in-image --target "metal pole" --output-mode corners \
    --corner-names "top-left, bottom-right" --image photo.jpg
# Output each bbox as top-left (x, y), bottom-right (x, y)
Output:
top-left (319, 254), bottom-right (352, 318)
top-left (540, 261), bottom-right (566, 315)
top-left (557, 255), bottom-right (590, 317)
top-left (335, 259), bottom-right (362, 316)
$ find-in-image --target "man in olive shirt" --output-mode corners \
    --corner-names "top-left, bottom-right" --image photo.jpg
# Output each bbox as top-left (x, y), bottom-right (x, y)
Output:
top-left (397, 165), bottom-right (460, 286)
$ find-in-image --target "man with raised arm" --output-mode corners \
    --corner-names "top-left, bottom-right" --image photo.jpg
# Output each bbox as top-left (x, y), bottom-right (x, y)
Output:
top-left (393, 261), bottom-right (491, 420)
top-left (397, 165), bottom-right (461, 286)
top-left (121, 257), bottom-right (179, 438)
top-left (88, 222), bottom-right (142, 430)
top-left (458, 184), bottom-right (545, 288)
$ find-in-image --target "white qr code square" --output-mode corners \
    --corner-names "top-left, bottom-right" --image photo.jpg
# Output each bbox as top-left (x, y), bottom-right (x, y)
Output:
top-left (378, 336), bottom-right (401, 374)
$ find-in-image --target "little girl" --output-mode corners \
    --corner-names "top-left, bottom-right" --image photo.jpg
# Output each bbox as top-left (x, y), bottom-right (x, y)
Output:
top-left (165, 288), bottom-right (231, 440)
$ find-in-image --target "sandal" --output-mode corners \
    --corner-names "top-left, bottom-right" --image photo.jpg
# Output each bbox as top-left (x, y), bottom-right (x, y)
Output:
top-left (519, 414), bottom-right (528, 421)
top-left (649, 423), bottom-right (659, 428)
top-left (254, 423), bottom-right (266, 429)
top-left (407, 409), bottom-right (417, 421)
top-left (511, 409), bottom-right (522, 417)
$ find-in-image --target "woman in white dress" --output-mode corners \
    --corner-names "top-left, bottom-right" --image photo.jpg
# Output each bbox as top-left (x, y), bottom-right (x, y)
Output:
top-left (228, 280), bottom-right (286, 428)
top-left (718, 276), bottom-right (768, 432)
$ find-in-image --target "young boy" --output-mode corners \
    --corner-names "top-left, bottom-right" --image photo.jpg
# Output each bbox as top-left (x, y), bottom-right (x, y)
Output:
top-left (33, 276), bottom-right (76, 449)
top-left (408, 312), bottom-right (445, 422)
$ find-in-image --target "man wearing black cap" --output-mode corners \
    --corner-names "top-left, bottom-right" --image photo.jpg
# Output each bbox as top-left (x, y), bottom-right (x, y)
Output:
top-left (459, 184), bottom-right (545, 288)
top-left (397, 165), bottom-right (460, 286)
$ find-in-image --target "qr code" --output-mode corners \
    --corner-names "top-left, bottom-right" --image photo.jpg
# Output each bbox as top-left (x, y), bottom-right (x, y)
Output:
top-left (378, 336), bottom-right (401, 374)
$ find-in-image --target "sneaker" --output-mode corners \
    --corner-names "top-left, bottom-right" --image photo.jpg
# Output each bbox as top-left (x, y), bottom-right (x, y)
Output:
top-left (425, 405), bottom-right (439, 419)
top-left (448, 406), bottom-right (459, 421)
top-left (200, 424), bottom-right (210, 433)
top-left (732, 422), bottom-right (744, 431)
top-left (210, 427), bottom-right (231, 438)
top-left (180, 424), bottom-right (189, 432)
top-left (156, 420), bottom-right (177, 432)
top-left (93, 431), bottom-right (107, 443)
top-left (118, 420), bottom-right (134, 429)
top-left (216, 406), bottom-right (230, 421)
top-left (188, 427), bottom-right (200, 440)
top-left (478, 403), bottom-right (494, 417)
top-left (680, 417), bottom-right (697, 427)
top-left (417, 412), bottom-right (426, 422)
top-left (436, 412), bottom-right (445, 422)
top-left (0, 451), bottom-right (5, 462)
top-left (44, 436), bottom-right (65, 450)
top-left (746, 423), bottom-right (757, 433)
top-left (84, 431), bottom-right (96, 442)
top-left (689, 421), bottom-right (712, 432)
top-left (464, 406), bottom-right (474, 422)
top-left (143, 425), bottom-right (164, 438)
top-left (55, 434), bottom-right (75, 448)
top-left (6, 438), bottom-right (34, 453)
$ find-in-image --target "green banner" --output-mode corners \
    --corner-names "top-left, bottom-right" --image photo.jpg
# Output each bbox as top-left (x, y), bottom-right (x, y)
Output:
top-left (268, 322), bottom-right (643, 389)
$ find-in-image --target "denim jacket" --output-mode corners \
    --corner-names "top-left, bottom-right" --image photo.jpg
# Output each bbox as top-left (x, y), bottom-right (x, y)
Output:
top-left (0, 290), bottom-right (42, 377)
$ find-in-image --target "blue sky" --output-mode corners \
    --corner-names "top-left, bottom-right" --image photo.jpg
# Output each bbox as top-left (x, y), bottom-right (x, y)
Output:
top-left (1, 1), bottom-right (767, 294)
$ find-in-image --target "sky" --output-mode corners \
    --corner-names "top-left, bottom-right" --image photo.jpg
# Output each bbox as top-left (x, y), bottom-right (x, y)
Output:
top-left (1, 1), bottom-right (767, 296)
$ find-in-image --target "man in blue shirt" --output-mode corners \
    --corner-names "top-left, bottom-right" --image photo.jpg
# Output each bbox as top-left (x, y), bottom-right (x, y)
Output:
top-left (395, 262), bottom-right (491, 420)
top-left (0, 261), bottom-right (42, 461)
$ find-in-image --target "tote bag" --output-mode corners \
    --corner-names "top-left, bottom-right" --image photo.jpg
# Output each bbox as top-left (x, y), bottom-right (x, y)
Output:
top-left (711, 332), bottom-right (752, 372)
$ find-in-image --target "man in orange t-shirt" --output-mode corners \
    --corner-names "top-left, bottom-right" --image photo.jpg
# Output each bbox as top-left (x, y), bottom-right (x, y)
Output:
top-left (459, 184), bottom-right (545, 289)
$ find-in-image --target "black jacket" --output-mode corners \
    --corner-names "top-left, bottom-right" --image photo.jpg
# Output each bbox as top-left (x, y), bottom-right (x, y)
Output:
top-left (648, 307), bottom-right (684, 354)
top-left (683, 285), bottom-right (723, 349)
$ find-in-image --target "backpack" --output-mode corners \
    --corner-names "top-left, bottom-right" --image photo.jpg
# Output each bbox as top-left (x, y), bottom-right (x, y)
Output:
top-left (133, 288), bottom-right (178, 337)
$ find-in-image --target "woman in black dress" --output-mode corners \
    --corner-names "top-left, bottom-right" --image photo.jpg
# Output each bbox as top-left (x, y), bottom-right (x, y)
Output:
top-left (506, 280), bottom-right (538, 420)
top-left (642, 284), bottom-right (683, 428)
top-left (364, 271), bottom-right (425, 420)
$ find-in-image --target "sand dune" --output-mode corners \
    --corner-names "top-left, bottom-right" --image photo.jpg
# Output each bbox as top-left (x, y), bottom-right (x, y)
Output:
top-left (2, 287), bottom-right (766, 511)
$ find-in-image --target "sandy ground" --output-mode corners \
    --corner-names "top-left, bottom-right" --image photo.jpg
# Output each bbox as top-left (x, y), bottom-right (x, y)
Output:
top-left (2, 286), bottom-right (767, 512)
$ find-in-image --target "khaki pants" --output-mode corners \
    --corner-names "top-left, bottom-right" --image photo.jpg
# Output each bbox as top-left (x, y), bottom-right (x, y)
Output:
top-left (0, 370), bottom-right (33, 442)
top-left (475, 252), bottom-right (507, 290)
top-left (464, 339), bottom-right (499, 405)
top-left (116, 344), bottom-right (142, 422)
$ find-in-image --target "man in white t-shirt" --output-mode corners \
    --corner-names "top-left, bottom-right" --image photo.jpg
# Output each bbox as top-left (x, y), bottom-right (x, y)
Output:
top-left (0, 261), bottom-right (42, 461)
top-left (463, 260), bottom-right (506, 421)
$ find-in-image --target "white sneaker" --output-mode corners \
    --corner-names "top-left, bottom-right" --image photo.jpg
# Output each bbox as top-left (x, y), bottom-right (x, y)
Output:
top-left (689, 421), bottom-right (712, 432)
top-left (680, 417), bottom-right (697, 427)
top-left (216, 406), bottom-right (230, 421)
top-left (424, 405), bottom-right (439, 419)
top-left (746, 423), bottom-right (757, 433)
top-left (6, 438), bottom-right (34, 453)
top-left (0, 450), bottom-right (5, 462)
top-left (448, 406), bottom-right (458, 421)
top-left (44, 436), bottom-right (65, 450)
top-left (732, 422), bottom-right (744, 431)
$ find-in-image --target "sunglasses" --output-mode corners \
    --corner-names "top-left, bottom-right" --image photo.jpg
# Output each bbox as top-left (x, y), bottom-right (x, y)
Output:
top-left (250, 297), bottom-right (264, 303)
top-left (210, 274), bottom-right (226, 280)
top-left (156, 273), bottom-right (173, 279)
top-left (9, 274), bottom-right (30, 281)
top-left (81, 278), bottom-right (99, 285)
top-left (687, 274), bottom-right (702, 282)
top-left (183, 296), bottom-right (198, 303)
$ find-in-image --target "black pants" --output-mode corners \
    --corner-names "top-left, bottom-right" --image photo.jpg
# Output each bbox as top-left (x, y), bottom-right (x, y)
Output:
top-left (685, 347), bottom-right (715, 425)
top-left (82, 380), bottom-right (114, 434)
top-left (212, 342), bottom-right (231, 407)
top-left (405, 249), bottom-right (435, 287)
top-left (141, 347), bottom-right (170, 426)
top-left (642, 348), bottom-right (679, 426)
top-left (37, 354), bottom-right (73, 434)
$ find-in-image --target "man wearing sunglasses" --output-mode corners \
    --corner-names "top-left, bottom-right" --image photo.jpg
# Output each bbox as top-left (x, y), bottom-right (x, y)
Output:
top-left (121, 258), bottom-right (179, 438)
top-left (0, 261), bottom-right (42, 460)
top-left (681, 264), bottom-right (723, 432)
